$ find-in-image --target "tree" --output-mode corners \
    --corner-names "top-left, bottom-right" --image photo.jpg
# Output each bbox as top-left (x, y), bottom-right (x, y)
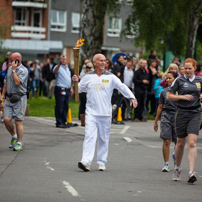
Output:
top-left (123, 0), bottom-right (202, 58)
top-left (80, 0), bottom-right (120, 57)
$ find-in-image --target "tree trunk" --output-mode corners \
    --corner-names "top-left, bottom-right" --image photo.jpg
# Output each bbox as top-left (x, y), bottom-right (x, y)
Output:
top-left (186, 0), bottom-right (202, 58)
top-left (80, 0), bottom-right (107, 57)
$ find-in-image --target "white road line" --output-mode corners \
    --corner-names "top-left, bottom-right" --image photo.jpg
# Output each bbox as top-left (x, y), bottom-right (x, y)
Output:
top-left (120, 126), bottom-right (130, 134)
top-left (44, 159), bottom-right (55, 171)
top-left (123, 137), bottom-right (132, 143)
top-left (63, 181), bottom-right (80, 197)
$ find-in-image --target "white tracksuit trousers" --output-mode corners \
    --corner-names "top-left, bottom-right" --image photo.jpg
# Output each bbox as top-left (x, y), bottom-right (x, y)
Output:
top-left (81, 114), bottom-right (111, 165)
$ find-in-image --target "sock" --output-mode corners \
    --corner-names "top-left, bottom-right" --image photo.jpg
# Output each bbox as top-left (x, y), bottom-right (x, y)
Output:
top-left (165, 162), bottom-right (169, 166)
top-left (175, 166), bottom-right (181, 170)
top-left (16, 142), bottom-right (22, 146)
top-left (189, 171), bottom-right (194, 175)
top-left (12, 134), bottom-right (17, 139)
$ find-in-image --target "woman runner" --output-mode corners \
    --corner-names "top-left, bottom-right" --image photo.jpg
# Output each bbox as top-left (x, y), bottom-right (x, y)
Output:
top-left (167, 58), bottom-right (202, 183)
top-left (154, 72), bottom-right (178, 172)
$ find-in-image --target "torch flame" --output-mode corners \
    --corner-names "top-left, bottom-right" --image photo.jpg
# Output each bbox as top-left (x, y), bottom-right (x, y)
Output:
top-left (75, 38), bottom-right (85, 48)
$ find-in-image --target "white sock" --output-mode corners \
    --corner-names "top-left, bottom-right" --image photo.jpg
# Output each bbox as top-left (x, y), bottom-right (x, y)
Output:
top-left (175, 166), bottom-right (181, 170)
top-left (12, 134), bottom-right (17, 139)
top-left (16, 142), bottom-right (22, 146)
top-left (165, 162), bottom-right (169, 165)
top-left (189, 171), bottom-right (194, 175)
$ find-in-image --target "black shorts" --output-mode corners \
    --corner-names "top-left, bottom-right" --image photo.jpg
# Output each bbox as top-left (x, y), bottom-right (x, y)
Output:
top-left (160, 110), bottom-right (177, 142)
top-left (175, 108), bottom-right (202, 138)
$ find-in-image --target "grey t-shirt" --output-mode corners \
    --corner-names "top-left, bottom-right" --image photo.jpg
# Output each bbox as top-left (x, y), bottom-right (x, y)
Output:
top-left (6, 65), bottom-right (28, 94)
top-left (159, 87), bottom-right (177, 111)
top-left (169, 75), bottom-right (202, 109)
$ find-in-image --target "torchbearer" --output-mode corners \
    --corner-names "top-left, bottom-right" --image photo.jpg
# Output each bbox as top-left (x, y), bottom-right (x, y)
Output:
top-left (72, 54), bottom-right (138, 172)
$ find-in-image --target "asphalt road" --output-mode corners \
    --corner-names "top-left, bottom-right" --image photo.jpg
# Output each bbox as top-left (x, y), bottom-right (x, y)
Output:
top-left (0, 117), bottom-right (202, 202)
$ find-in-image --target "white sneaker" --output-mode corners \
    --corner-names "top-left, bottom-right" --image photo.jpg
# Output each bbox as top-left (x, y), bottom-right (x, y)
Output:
top-left (99, 164), bottom-right (106, 171)
top-left (162, 165), bottom-right (170, 172)
top-left (78, 161), bottom-right (90, 172)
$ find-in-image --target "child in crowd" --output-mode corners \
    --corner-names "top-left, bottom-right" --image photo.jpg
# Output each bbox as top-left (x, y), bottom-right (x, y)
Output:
top-left (153, 72), bottom-right (164, 116)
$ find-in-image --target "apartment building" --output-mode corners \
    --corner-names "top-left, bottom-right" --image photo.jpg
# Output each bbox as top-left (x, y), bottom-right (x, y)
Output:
top-left (0, 0), bottom-right (142, 63)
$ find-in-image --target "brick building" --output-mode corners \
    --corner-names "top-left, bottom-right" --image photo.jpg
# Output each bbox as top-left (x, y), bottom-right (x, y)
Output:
top-left (0, 0), bottom-right (142, 64)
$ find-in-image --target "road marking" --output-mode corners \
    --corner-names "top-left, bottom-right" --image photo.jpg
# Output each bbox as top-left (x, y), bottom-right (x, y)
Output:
top-left (123, 137), bottom-right (132, 143)
top-left (120, 126), bottom-right (130, 134)
top-left (44, 159), bottom-right (55, 171)
top-left (63, 181), bottom-right (80, 197)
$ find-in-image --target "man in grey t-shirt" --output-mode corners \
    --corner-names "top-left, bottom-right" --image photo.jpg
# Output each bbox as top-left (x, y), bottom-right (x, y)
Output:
top-left (0, 52), bottom-right (28, 151)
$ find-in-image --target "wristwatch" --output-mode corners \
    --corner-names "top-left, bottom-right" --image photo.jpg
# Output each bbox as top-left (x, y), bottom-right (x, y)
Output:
top-left (0, 100), bottom-right (2, 103)
top-left (12, 70), bottom-right (16, 73)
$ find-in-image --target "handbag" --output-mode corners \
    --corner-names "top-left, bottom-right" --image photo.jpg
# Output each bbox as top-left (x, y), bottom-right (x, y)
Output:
top-left (9, 94), bottom-right (22, 103)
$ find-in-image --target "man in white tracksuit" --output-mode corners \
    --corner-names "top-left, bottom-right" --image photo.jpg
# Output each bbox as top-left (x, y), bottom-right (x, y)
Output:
top-left (72, 54), bottom-right (138, 172)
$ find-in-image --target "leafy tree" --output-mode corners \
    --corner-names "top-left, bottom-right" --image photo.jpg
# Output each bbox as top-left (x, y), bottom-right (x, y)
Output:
top-left (123, 0), bottom-right (202, 58)
top-left (80, 0), bottom-right (120, 57)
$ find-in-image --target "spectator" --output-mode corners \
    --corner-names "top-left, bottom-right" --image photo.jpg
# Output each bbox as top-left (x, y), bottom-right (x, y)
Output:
top-left (153, 72), bottom-right (164, 115)
top-left (130, 56), bottom-right (137, 71)
top-left (114, 54), bottom-right (124, 81)
top-left (172, 57), bottom-right (181, 67)
top-left (147, 59), bottom-right (158, 115)
top-left (160, 63), bottom-right (179, 88)
top-left (53, 55), bottom-right (74, 128)
top-left (79, 57), bottom-right (90, 78)
top-left (43, 57), bottom-right (56, 99)
top-left (148, 50), bottom-right (160, 65)
top-left (105, 58), bottom-right (113, 72)
top-left (29, 63), bottom-right (35, 97)
top-left (194, 63), bottom-right (202, 77)
top-left (133, 59), bottom-right (149, 121)
top-left (34, 60), bottom-right (41, 97)
top-left (39, 63), bottom-right (44, 97)
top-left (1, 52), bottom-right (12, 71)
top-left (179, 65), bottom-right (185, 76)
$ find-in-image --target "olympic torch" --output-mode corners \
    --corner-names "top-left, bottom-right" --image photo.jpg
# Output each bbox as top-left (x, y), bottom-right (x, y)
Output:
top-left (73, 38), bottom-right (85, 102)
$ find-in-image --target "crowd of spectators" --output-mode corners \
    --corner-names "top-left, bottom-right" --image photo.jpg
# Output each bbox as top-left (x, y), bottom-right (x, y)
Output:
top-left (1, 50), bottom-right (202, 123)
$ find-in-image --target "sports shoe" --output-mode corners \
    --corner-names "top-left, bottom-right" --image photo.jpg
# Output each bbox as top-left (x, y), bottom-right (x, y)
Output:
top-left (99, 164), bottom-right (106, 171)
top-left (162, 165), bottom-right (170, 172)
top-left (13, 143), bottom-right (22, 151)
top-left (9, 138), bottom-right (17, 149)
top-left (172, 169), bottom-right (181, 181)
top-left (78, 161), bottom-right (90, 172)
top-left (172, 152), bottom-right (176, 166)
top-left (187, 172), bottom-right (197, 183)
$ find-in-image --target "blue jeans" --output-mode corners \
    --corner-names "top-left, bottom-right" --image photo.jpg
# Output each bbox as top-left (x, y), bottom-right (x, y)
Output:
top-left (54, 90), bottom-right (69, 125)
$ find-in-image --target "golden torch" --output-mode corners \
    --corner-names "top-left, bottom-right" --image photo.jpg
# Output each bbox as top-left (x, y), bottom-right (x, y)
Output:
top-left (73, 38), bottom-right (85, 102)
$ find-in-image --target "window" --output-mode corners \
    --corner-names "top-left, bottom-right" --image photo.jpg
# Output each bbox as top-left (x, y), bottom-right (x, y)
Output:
top-left (14, 8), bottom-right (27, 26)
top-left (107, 17), bottom-right (122, 37)
top-left (71, 12), bottom-right (81, 33)
top-left (51, 10), bottom-right (66, 32)
top-left (127, 0), bottom-right (133, 5)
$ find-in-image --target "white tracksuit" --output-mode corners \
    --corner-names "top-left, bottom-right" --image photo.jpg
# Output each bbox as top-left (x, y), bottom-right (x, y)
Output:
top-left (79, 70), bottom-right (136, 165)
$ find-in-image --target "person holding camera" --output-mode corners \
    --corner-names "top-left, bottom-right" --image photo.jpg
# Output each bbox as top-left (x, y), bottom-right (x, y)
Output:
top-left (0, 52), bottom-right (28, 151)
top-left (53, 55), bottom-right (74, 128)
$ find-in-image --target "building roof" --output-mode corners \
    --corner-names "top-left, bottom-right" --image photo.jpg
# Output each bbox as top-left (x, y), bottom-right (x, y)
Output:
top-left (2, 39), bottom-right (63, 54)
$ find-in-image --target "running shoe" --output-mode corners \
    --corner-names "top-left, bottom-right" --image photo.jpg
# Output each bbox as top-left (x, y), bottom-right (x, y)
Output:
top-left (99, 164), bottom-right (106, 171)
top-left (13, 143), bottom-right (22, 151)
top-left (187, 172), bottom-right (197, 183)
top-left (78, 161), bottom-right (90, 172)
top-left (162, 165), bottom-right (170, 172)
top-left (172, 152), bottom-right (176, 166)
top-left (172, 169), bottom-right (181, 181)
top-left (9, 138), bottom-right (17, 149)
